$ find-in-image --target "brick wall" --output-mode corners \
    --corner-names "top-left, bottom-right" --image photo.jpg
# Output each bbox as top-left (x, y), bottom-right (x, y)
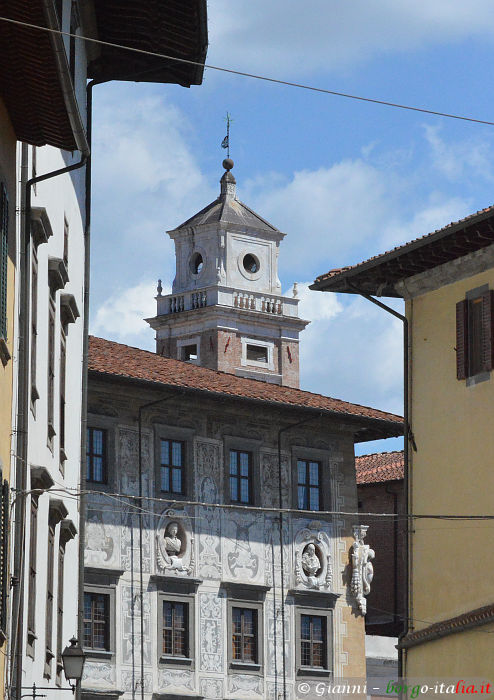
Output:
top-left (357, 479), bottom-right (406, 637)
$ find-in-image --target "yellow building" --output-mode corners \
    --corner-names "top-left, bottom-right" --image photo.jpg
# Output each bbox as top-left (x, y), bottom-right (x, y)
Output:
top-left (311, 206), bottom-right (494, 677)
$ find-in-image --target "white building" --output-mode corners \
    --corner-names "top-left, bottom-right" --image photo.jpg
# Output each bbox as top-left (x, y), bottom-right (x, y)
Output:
top-left (83, 166), bottom-right (402, 700)
top-left (3, 3), bottom-right (207, 699)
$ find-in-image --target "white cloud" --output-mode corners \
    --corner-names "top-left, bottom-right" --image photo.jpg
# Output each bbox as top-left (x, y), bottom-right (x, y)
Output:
top-left (423, 125), bottom-right (494, 183)
top-left (90, 279), bottom-right (168, 351)
top-left (208, 0), bottom-right (494, 77)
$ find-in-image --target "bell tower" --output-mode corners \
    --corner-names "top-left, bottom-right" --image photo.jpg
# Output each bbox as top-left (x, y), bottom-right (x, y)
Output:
top-left (147, 159), bottom-right (308, 388)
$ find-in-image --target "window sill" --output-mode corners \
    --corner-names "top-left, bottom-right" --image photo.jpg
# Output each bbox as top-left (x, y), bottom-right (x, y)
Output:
top-left (83, 648), bottom-right (113, 660)
top-left (0, 337), bottom-right (11, 366)
top-left (297, 667), bottom-right (332, 678)
top-left (230, 661), bottom-right (261, 673)
top-left (466, 371), bottom-right (490, 387)
top-left (159, 655), bottom-right (193, 667)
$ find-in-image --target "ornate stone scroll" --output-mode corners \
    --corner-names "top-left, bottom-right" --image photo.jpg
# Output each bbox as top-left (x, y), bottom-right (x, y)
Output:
top-left (294, 525), bottom-right (332, 590)
top-left (156, 508), bottom-right (194, 576)
top-left (351, 525), bottom-right (375, 614)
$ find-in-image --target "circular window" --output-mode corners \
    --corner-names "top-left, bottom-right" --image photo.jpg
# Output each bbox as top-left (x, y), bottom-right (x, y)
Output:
top-left (190, 252), bottom-right (204, 275)
top-left (243, 254), bottom-right (260, 274)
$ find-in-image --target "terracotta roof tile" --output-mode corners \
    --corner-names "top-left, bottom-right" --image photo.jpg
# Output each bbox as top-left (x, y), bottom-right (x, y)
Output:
top-left (88, 336), bottom-right (403, 438)
top-left (355, 451), bottom-right (404, 484)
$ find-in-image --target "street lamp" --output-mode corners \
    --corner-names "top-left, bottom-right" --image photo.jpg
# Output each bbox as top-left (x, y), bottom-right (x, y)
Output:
top-left (61, 637), bottom-right (86, 692)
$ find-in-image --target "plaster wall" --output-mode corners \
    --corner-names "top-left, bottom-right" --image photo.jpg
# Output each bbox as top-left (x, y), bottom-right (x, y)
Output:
top-left (406, 266), bottom-right (494, 675)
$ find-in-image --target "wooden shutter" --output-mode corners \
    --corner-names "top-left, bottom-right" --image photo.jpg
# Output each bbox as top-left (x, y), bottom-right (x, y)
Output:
top-left (481, 290), bottom-right (494, 372)
top-left (456, 299), bottom-right (468, 380)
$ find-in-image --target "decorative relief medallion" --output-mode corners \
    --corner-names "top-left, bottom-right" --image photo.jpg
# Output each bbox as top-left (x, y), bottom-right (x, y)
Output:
top-left (294, 525), bottom-right (332, 590)
top-left (351, 525), bottom-right (375, 614)
top-left (156, 508), bottom-right (194, 576)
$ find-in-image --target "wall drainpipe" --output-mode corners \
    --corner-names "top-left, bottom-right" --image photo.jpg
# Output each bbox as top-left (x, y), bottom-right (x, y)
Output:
top-left (347, 282), bottom-right (411, 681)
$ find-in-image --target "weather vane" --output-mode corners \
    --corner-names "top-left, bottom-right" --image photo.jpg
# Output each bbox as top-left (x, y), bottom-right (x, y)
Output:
top-left (221, 112), bottom-right (233, 158)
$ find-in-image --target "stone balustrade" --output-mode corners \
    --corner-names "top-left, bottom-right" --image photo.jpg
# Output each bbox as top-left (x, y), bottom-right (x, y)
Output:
top-left (156, 285), bottom-right (299, 318)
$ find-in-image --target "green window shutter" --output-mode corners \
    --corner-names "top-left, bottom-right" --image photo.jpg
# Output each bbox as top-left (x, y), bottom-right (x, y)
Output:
top-left (456, 299), bottom-right (468, 380)
top-left (0, 183), bottom-right (8, 340)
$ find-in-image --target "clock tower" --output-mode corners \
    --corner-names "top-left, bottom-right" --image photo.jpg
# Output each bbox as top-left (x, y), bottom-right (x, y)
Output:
top-left (147, 159), bottom-right (308, 387)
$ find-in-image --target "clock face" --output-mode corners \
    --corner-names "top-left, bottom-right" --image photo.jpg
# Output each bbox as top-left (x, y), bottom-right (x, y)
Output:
top-left (243, 253), bottom-right (260, 274)
top-left (190, 252), bottom-right (204, 275)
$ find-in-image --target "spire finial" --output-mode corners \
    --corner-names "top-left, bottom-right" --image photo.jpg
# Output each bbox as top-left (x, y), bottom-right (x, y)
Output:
top-left (220, 157), bottom-right (236, 199)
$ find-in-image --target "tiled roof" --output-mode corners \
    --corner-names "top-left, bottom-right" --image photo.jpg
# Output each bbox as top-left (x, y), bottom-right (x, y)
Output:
top-left (88, 336), bottom-right (403, 441)
top-left (311, 205), bottom-right (494, 297)
top-left (355, 451), bottom-right (404, 484)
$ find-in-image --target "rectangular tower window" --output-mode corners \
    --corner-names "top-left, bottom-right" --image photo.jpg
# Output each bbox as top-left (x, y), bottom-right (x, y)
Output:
top-left (182, 344), bottom-right (197, 362)
top-left (229, 450), bottom-right (252, 504)
top-left (160, 440), bottom-right (185, 494)
top-left (246, 344), bottom-right (268, 363)
top-left (297, 460), bottom-right (321, 511)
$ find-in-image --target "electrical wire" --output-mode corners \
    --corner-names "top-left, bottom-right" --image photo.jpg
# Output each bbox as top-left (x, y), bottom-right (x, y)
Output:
top-left (16, 486), bottom-right (494, 522)
top-left (1, 15), bottom-right (494, 127)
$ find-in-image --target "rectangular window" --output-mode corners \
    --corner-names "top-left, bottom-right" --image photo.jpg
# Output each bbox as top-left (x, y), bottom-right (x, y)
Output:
top-left (27, 497), bottom-right (38, 650)
top-left (86, 428), bottom-right (107, 483)
top-left (182, 344), bottom-right (198, 362)
top-left (0, 183), bottom-right (8, 341)
top-left (232, 607), bottom-right (257, 663)
top-left (56, 545), bottom-right (65, 683)
top-left (229, 450), bottom-right (252, 504)
top-left (297, 460), bottom-right (321, 511)
top-left (301, 614), bottom-right (327, 669)
top-left (83, 592), bottom-right (110, 650)
top-left (45, 525), bottom-right (55, 674)
top-left (31, 251), bottom-right (38, 402)
top-left (59, 328), bottom-right (67, 463)
top-left (63, 217), bottom-right (69, 268)
top-left (246, 344), bottom-right (268, 363)
top-left (160, 439), bottom-right (185, 494)
top-left (162, 601), bottom-right (188, 657)
top-left (47, 299), bottom-right (56, 443)
top-left (456, 290), bottom-right (494, 381)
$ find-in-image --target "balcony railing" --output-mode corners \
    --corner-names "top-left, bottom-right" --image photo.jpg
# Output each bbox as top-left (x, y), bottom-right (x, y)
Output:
top-left (156, 285), bottom-right (299, 318)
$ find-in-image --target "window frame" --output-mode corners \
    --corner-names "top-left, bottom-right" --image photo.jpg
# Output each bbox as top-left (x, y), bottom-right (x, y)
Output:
top-left (158, 591), bottom-right (195, 669)
top-left (154, 425), bottom-right (194, 500)
top-left (159, 439), bottom-right (185, 496)
top-left (291, 446), bottom-right (331, 512)
top-left (177, 336), bottom-right (201, 365)
top-left (296, 459), bottom-right (322, 511)
top-left (295, 604), bottom-right (333, 679)
top-left (456, 285), bottom-right (494, 386)
top-left (226, 597), bottom-right (263, 675)
top-left (228, 449), bottom-right (253, 505)
top-left (224, 436), bottom-right (261, 507)
top-left (83, 584), bottom-right (115, 658)
top-left (241, 337), bottom-right (274, 371)
top-left (86, 415), bottom-right (117, 492)
top-left (86, 427), bottom-right (108, 485)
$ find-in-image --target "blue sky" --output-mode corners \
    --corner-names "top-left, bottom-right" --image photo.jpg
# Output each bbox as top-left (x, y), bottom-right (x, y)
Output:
top-left (89, 0), bottom-right (494, 455)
